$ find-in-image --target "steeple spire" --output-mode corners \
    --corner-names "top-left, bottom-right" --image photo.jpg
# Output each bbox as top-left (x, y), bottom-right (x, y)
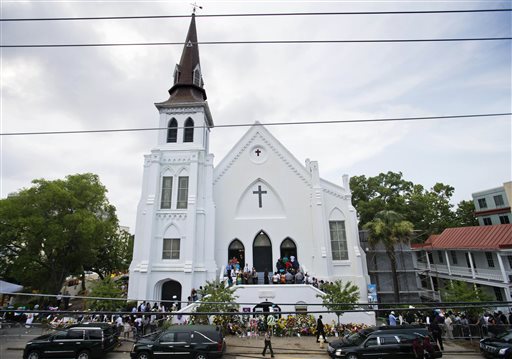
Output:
top-left (166, 13), bottom-right (206, 103)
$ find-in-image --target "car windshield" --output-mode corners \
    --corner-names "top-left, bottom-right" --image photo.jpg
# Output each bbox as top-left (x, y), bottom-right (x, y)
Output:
top-left (496, 331), bottom-right (512, 342)
top-left (346, 333), bottom-right (365, 344)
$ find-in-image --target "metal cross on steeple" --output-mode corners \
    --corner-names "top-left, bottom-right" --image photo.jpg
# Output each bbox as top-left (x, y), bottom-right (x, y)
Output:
top-left (191, 2), bottom-right (203, 14)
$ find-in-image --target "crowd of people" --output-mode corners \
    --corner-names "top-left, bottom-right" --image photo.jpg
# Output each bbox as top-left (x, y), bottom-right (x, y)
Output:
top-left (225, 256), bottom-right (335, 287)
top-left (387, 308), bottom-right (512, 344)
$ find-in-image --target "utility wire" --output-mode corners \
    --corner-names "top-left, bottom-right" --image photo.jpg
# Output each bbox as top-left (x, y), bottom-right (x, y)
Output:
top-left (1, 112), bottom-right (510, 137)
top-left (2, 37), bottom-right (511, 48)
top-left (1, 8), bottom-right (511, 22)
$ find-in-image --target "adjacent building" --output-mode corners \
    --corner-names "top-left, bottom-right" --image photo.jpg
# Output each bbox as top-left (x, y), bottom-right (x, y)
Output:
top-left (359, 230), bottom-right (422, 303)
top-left (472, 182), bottom-right (512, 226)
top-left (412, 224), bottom-right (512, 303)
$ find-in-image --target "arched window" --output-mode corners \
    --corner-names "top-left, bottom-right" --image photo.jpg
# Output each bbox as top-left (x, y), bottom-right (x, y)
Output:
top-left (228, 239), bottom-right (245, 268)
top-left (253, 231), bottom-right (272, 272)
top-left (280, 237), bottom-right (297, 261)
top-left (183, 118), bottom-right (194, 143)
top-left (167, 118), bottom-right (178, 143)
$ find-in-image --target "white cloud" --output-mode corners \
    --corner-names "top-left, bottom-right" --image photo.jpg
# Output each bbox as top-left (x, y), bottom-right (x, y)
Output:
top-left (1, 0), bottom-right (510, 230)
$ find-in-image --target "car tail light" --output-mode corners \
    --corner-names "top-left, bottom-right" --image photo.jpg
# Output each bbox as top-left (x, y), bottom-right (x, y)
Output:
top-left (217, 339), bottom-right (223, 351)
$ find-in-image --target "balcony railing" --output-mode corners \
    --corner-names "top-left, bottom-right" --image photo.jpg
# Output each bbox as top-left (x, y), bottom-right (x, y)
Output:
top-left (416, 262), bottom-right (508, 282)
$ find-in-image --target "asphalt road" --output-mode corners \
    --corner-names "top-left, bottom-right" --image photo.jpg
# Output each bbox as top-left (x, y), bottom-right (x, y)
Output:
top-left (0, 326), bottom-right (484, 359)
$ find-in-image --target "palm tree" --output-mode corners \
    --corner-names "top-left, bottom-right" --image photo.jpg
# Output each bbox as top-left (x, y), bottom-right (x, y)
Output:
top-left (364, 210), bottom-right (413, 303)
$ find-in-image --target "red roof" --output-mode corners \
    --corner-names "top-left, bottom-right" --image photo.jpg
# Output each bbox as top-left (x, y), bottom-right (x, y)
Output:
top-left (414, 224), bottom-right (512, 250)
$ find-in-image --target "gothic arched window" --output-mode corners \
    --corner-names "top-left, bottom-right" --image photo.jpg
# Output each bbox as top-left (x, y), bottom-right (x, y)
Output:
top-left (167, 118), bottom-right (178, 143)
top-left (183, 118), bottom-right (194, 143)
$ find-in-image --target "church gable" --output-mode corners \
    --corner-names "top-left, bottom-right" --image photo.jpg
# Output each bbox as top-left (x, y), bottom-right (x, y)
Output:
top-left (213, 123), bottom-right (311, 186)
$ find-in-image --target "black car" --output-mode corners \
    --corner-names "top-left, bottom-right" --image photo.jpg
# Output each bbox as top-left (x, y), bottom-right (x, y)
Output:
top-left (130, 324), bottom-right (226, 359)
top-left (328, 325), bottom-right (429, 358)
top-left (23, 322), bottom-right (119, 359)
top-left (328, 330), bottom-right (442, 359)
top-left (480, 330), bottom-right (512, 358)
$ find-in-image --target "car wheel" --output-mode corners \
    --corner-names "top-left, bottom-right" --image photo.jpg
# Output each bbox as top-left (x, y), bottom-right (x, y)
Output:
top-left (136, 351), bottom-right (152, 359)
top-left (194, 353), bottom-right (208, 359)
top-left (77, 350), bottom-right (90, 359)
top-left (26, 351), bottom-right (41, 359)
top-left (346, 354), bottom-right (358, 359)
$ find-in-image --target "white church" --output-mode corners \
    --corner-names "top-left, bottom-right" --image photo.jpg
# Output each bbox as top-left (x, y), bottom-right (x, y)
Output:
top-left (128, 14), bottom-right (374, 324)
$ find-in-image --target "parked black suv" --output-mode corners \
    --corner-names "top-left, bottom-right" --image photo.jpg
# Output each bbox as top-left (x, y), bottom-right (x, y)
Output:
top-left (328, 325), bottom-right (441, 359)
top-left (328, 325), bottom-right (429, 357)
top-left (480, 329), bottom-right (512, 358)
top-left (23, 322), bottom-right (119, 359)
top-left (130, 325), bottom-right (226, 359)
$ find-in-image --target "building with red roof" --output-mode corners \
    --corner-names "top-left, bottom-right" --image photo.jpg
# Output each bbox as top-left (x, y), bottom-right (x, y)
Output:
top-left (412, 224), bottom-right (512, 302)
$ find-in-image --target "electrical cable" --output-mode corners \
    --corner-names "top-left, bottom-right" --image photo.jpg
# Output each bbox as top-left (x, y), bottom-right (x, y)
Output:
top-left (2, 37), bottom-right (511, 48)
top-left (1, 8), bottom-right (510, 22)
top-left (1, 112), bottom-right (510, 137)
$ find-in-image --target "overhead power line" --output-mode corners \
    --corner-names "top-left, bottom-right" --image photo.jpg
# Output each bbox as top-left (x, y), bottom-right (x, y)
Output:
top-left (1, 112), bottom-right (510, 137)
top-left (1, 8), bottom-right (511, 22)
top-left (2, 37), bottom-right (511, 48)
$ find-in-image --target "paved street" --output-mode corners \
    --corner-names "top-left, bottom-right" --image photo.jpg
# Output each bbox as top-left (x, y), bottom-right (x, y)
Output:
top-left (0, 326), bottom-right (484, 359)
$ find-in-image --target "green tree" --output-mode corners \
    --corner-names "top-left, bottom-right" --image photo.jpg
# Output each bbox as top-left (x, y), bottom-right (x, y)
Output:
top-left (350, 171), bottom-right (474, 241)
top-left (194, 280), bottom-right (238, 327)
top-left (364, 210), bottom-right (414, 303)
top-left (454, 200), bottom-right (478, 227)
top-left (86, 277), bottom-right (124, 311)
top-left (85, 228), bottom-right (133, 281)
top-left (0, 173), bottom-right (124, 294)
top-left (442, 280), bottom-right (492, 319)
top-left (316, 280), bottom-right (360, 324)
top-left (350, 172), bottom-right (413, 227)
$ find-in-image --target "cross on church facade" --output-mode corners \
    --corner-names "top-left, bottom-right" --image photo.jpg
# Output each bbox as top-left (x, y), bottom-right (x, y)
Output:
top-left (255, 149), bottom-right (262, 156)
top-left (252, 185), bottom-right (267, 208)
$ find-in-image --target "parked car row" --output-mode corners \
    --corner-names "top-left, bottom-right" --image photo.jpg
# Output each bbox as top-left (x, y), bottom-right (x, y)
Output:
top-left (23, 321), bottom-right (512, 359)
top-left (23, 323), bottom-right (225, 359)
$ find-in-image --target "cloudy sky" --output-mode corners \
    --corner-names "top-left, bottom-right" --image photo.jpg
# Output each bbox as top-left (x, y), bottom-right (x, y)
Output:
top-left (1, 0), bottom-right (511, 231)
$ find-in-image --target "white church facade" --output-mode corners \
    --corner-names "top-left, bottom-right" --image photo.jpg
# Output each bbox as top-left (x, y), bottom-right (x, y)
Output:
top-left (128, 14), bottom-right (372, 321)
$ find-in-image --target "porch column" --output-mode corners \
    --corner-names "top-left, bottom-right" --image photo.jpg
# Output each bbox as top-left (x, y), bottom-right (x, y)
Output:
top-left (444, 251), bottom-right (452, 276)
top-left (467, 251), bottom-right (476, 279)
top-left (425, 251), bottom-right (435, 294)
top-left (496, 254), bottom-right (509, 284)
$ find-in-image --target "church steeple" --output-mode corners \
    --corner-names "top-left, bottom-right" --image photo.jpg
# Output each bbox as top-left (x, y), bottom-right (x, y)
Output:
top-left (166, 13), bottom-right (207, 104)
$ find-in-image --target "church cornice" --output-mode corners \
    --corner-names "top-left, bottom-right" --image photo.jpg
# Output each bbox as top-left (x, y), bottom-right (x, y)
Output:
top-left (156, 104), bottom-right (203, 114)
top-left (156, 213), bottom-right (188, 220)
top-left (322, 187), bottom-right (352, 201)
top-left (155, 102), bottom-right (214, 127)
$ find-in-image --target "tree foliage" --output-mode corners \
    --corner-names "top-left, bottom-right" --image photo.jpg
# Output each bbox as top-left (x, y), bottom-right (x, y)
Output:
top-left (316, 280), bottom-right (360, 324)
top-left (454, 200), bottom-right (479, 227)
top-left (364, 210), bottom-right (414, 303)
top-left (350, 171), bottom-right (476, 241)
top-left (441, 280), bottom-right (492, 318)
top-left (86, 277), bottom-right (124, 311)
top-left (0, 173), bottom-right (129, 294)
top-left (194, 280), bottom-right (238, 326)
